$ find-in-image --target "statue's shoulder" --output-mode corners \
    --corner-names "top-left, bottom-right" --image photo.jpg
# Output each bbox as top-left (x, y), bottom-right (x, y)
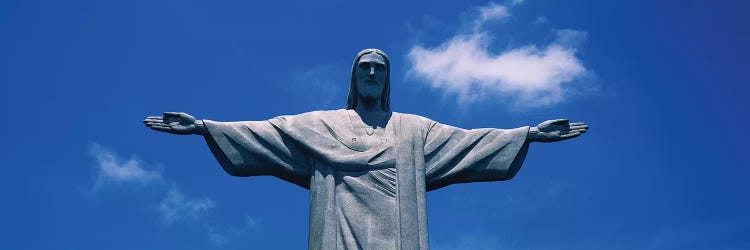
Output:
top-left (392, 112), bottom-right (435, 126)
top-left (275, 109), bottom-right (345, 119)
top-left (280, 109), bottom-right (348, 123)
top-left (305, 109), bottom-right (347, 118)
top-left (268, 109), bottom-right (347, 130)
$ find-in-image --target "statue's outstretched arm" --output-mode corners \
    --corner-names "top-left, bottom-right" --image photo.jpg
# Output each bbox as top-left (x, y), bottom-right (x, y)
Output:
top-left (143, 112), bottom-right (207, 135)
top-left (527, 119), bottom-right (588, 143)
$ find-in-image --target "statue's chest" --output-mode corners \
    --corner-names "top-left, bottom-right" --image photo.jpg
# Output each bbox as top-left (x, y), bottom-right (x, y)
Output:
top-left (319, 124), bottom-right (396, 171)
top-left (334, 110), bottom-right (392, 152)
top-left (347, 124), bottom-right (389, 152)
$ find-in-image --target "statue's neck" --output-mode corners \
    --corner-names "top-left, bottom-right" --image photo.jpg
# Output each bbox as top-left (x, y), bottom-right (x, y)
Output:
top-left (352, 107), bottom-right (389, 129)
top-left (354, 97), bottom-right (389, 127)
top-left (356, 97), bottom-right (383, 113)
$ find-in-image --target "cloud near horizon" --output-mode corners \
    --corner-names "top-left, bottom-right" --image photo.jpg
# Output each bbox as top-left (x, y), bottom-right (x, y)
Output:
top-left (407, 2), bottom-right (588, 107)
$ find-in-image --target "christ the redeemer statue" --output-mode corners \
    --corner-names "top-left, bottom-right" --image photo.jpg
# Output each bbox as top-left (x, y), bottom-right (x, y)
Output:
top-left (143, 49), bottom-right (588, 250)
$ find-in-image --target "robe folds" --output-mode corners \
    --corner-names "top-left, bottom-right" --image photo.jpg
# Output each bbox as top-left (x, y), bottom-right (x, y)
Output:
top-left (202, 109), bottom-right (530, 250)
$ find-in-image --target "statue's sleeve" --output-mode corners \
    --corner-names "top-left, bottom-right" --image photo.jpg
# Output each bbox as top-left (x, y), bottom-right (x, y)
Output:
top-left (201, 117), bottom-right (311, 189)
top-left (423, 121), bottom-right (531, 191)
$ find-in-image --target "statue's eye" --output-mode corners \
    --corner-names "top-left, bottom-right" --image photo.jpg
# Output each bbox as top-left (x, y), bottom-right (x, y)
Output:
top-left (359, 62), bottom-right (370, 69)
top-left (375, 64), bottom-right (385, 71)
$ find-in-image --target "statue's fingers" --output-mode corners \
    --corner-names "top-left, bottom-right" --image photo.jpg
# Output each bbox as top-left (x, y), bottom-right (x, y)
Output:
top-left (561, 131), bottom-right (581, 138)
top-left (149, 124), bottom-right (169, 129)
top-left (569, 125), bottom-right (588, 130)
top-left (146, 116), bottom-right (163, 119)
top-left (570, 122), bottom-right (585, 126)
top-left (145, 124), bottom-right (165, 129)
top-left (143, 118), bottom-right (163, 123)
top-left (144, 118), bottom-right (164, 123)
top-left (144, 121), bottom-right (163, 126)
top-left (561, 126), bottom-right (586, 131)
top-left (566, 127), bottom-right (586, 133)
top-left (145, 122), bottom-right (167, 127)
top-left (149, 124), bottom-right (172, 132)
top-left (562, 130), bottom-right (580, 135)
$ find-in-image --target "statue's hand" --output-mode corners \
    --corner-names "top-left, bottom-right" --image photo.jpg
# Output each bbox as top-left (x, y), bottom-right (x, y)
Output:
top-left (529, 119), bottom-right (588, 143)
top-left (143, 112), bottom-right (206, 135)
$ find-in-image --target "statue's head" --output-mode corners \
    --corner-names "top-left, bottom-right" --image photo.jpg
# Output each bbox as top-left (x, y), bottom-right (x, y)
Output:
top-left (347, 48), bottom-right (390, 111)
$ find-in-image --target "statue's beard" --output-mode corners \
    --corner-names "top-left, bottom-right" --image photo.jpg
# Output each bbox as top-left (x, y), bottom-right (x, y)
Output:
top-left (359, 93), bottom-right (379, 107)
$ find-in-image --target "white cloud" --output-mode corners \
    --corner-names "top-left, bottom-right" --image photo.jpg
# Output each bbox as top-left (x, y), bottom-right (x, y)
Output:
top-left (157, 187), bottom-right (216, 224)
top-left (475, 3), bottom-right (510, 29)
top-left (407, 3), bottom-right (589, 107)
top-left (88, 144), bottom-right (161, 190)
top-left (555, 29), bottom-right (588, 47)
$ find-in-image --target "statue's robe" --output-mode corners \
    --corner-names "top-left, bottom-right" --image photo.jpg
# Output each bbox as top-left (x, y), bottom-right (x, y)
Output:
top-left (202, 109), bottom-right (530, 250)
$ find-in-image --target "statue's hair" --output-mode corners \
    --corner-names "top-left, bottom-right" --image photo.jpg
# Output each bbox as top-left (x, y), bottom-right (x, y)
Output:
top-left (346, 48), bottom-right (391, 111)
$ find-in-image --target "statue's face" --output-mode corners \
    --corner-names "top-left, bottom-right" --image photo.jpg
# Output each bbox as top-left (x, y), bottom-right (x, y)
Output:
top-left (354, 53), bottom-right (387, 101)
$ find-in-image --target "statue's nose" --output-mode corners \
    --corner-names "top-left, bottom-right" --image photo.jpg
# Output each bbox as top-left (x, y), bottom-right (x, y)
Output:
top-left (368, 67), bottom-right (375, 78)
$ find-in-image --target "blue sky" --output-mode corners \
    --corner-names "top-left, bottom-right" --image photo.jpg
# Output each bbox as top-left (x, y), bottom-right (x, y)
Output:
top-left (2, 0), bottom-right (749, 249)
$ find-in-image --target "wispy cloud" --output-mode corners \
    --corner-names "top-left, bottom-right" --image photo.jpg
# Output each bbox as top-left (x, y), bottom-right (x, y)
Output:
top-left (88, 143), bottom-right (162, 191)
top-left (87, 144), bottom-right (216, 225)
top-left (86, 143), bottom-right (262, 246)
top-left (207, 226), bottom-right (230, 246)
top-left (474, 2), bottom-right (510, 30)
top-left (407, 2), bottom-right (589, 107)
top-left (157, 186), bottom-right (216, 225)
top-left (206, 215), bottom-right (264, 246)
top-left (533, 16), bottom-right (547, 25)
top-left (244, 215), bottom-right (263, 232)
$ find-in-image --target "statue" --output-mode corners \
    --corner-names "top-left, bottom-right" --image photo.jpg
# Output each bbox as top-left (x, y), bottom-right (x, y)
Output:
top-left (143, 48), bottom-right (588, 250)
